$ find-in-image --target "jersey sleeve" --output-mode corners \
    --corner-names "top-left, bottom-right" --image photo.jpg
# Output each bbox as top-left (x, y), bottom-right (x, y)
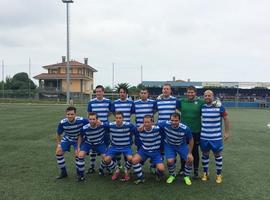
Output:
top-left (57, 123), bottom-right (63, 135)
top-left (87, 102), bottom-right (92, 112)
top-left (176, 99), bottom-right (181, 111)
top-left (103, 123), bottom-right (111, 146)
top-left (220, 106), bottom-right (228, 117)
top-left (131, 101), bottom-right (135, 114)
top-left (80, 127), bottom-right (85, 136)
top-left (111, 102), bottom-right (115, 113)
top-left (153, 100), bottom-right (157, 113)
top-left (185, 127), bottom-right (193, 141)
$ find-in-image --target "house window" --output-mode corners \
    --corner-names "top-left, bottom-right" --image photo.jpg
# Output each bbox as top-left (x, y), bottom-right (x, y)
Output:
top-left (78, 68), bottom-right (82, 74)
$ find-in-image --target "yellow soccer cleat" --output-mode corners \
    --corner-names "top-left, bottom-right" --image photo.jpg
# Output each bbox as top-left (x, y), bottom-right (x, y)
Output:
top-left (201, 172), bottom-right (209, 181)
top-left (216, 175), bottom-right (222, 184)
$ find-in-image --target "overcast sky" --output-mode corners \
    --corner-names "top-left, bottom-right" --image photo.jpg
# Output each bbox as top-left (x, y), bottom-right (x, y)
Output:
top-left (1, 0), bottom-right (270, 87)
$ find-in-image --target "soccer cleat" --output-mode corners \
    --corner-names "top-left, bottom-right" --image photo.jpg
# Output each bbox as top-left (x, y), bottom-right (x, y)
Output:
top-left (123, 172), bottom-right (130, 181)
top-left (111, 171), bottom-right (121, 181)
top-left (216, 175), bottom-right (222, 184)
top-left (201, 172), bottom-right (209, 181)
top-left (134, 178), bottom-right (145, 185)
top-left (183, 176), bottom-right (192, 186)
top-left (77, 176), bottom-right (86, 182)
top-left (86, 167), bottom-right (95, 174)
top-left (56, 171), bottom-right (68, 179)
top-left (192, 171), bottom-right (200, 180)
top-left (98, 169), bottom-right (104, 176)
top-left (166, 175), bottom-right (176, 184)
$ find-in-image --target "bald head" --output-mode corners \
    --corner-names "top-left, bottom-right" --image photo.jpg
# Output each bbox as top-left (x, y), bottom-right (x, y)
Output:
top-left (204, 90), bottom-right (214, 104)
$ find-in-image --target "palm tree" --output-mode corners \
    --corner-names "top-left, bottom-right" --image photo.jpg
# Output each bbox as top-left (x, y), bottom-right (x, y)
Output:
top-left (114, 83), bottom-right (130, 93)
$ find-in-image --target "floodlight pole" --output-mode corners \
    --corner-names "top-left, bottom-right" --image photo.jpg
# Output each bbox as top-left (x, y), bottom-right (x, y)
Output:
top-left (62, 0), bottom-right (73, 104)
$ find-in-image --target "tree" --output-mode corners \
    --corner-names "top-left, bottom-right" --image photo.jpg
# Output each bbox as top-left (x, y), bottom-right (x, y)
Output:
top-left (9, 72), bottom-right (36, 90)
top-left (114, 83), bottom-right (130, 93)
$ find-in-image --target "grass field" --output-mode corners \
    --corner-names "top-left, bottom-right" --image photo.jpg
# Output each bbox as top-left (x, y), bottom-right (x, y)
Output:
top-left (0, 103), bottom-right (270, 200)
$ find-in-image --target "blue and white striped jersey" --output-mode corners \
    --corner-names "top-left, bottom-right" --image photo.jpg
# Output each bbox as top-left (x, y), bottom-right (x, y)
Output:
top-left (134, 99), bottom-right (156, 126)
top-left (201, 104), bottom-right (227, 141)
top-left (87, 98), bottom-right (111, 123)
top-left (159, 121), bottom-right (192, 146)
top-left (111, 99), bottom-right (134, 123)
top-left (137, 125), bottom-right (162, 152)
top-left (57, 117), bottom-right (88, 142)
top-left (109, 122), bottom-right (136, 148)
top-left (156, 96), bottom-right (180, 123)
top-left (80, 122), bottom-right (109, 145)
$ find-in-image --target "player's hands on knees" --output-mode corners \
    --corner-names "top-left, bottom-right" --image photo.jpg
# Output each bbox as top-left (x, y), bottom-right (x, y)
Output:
top-left (187, 153), bottom-right (194, 164)
top-left (75, 148), bottom-right (80, 156)
top-left (56, 144), bottom-right (63, 155)
top-left (224, 131), bottom-right (230, 141)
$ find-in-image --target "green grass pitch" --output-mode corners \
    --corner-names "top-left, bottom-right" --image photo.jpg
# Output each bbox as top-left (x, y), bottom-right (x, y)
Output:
top-left (0, 104), bottom-right (270, 200)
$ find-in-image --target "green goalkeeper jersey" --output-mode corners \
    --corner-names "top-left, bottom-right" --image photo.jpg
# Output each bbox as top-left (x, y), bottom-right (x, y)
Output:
top-left (179, 97), bottom-right (204, 134)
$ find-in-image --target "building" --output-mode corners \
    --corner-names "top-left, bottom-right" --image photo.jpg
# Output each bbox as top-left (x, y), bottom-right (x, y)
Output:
top-left (34, 56), bottom-right (97, 99)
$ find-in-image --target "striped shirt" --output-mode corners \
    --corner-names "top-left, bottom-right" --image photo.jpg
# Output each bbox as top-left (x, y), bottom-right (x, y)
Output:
top-left (80, 122), bottom-right (108, 145)
top-left (156, 96), bottom-right (179, 123)
top-left (138, 125), bottom-right (162, 152)
top-left (111, 99), bottom-right (134, 123)
top-left (57, 117), bottom-right (88, 142)
top-left (159, 121), bottom-right (192, 146)
top-left (109, 122), bottom-right (136, 148)
top-left (201, 104), bottom-right (227, 141)
top-left (87, 98), bottom-right (111, 123)
top-left (134, 99), bottom-right (156, 126)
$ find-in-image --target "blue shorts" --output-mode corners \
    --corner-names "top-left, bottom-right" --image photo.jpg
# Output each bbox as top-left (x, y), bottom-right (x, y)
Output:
top-left (164, 143), bottom-right (188, 161)
top-left (106, 146), bottom-right (133, 158)
top-left (80, 143), bottom-right (107, 155)
top-left (137, 148), bottom-right (163, 165)
top-left (200, 139), bottom-right (223, 153)
top-left (61, 140), bottom-right (78, 152)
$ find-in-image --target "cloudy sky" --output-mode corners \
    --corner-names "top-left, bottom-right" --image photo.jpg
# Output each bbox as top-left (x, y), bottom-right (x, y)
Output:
top-left (1, 0), bottom-right (270, 87)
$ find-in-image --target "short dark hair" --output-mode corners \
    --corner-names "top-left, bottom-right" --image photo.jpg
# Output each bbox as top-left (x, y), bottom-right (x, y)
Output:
top-left (140, 88), bottom-right (149, 93)
top-left (143, 114), bottom-right (154, 122)
top-left (115, 111), bottom-right (124, 118)
top-left (163, 83), bottom-right (172, 89)
top-left (170, 112), bottom-right (180, 120)
top-left (95, 85), bottom-right (104, 91)
top-left (186, 85), bottom-right (197, 92)
top-left (88, 112), bottom-right (98, 118)
top-left (66, 106), bottom-right (76, 113)
top-left (118, 87), bottom-right (128, 94)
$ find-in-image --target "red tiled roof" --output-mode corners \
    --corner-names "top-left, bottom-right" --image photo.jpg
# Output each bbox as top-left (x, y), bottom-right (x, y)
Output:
top-left (33, 73), bottom-right (93, 80)
top-left (43, 60), bottom-right (97, 72)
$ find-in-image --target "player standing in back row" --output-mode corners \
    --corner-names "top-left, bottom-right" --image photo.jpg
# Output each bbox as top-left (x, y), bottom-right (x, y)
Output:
top-left (200, 90), bottom-right (230, 184)
top-left (87, 85), bottom-right (112, 174)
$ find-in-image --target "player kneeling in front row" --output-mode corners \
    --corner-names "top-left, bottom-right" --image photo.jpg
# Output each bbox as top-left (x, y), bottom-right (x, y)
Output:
top-left (159, 112), bottom-right (194, 185)
top-left (55, 106), bottom-right (88, 180)
top-left (76, 112), bottom-right (111, 182)
top-left (132, 115), bottom-right (165, 184)
top-left (200, 90), bottom-right (230, 184)
top-left (103, 111), bottom-right (137, 181)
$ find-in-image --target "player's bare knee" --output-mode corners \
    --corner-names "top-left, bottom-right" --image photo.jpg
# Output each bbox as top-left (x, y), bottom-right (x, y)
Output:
top-left (157, 164), bottom-right (165, 172)
top-left (167, 159), bottom-right (174, 166)
top-left (104, 156), bottom-right (111, 163)
top-left (56, 148), bottom-right (63, 155)
top-left (132, 156), bottom-right (140, 164)
top-left (78, 151), bottom-right (85, 158)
